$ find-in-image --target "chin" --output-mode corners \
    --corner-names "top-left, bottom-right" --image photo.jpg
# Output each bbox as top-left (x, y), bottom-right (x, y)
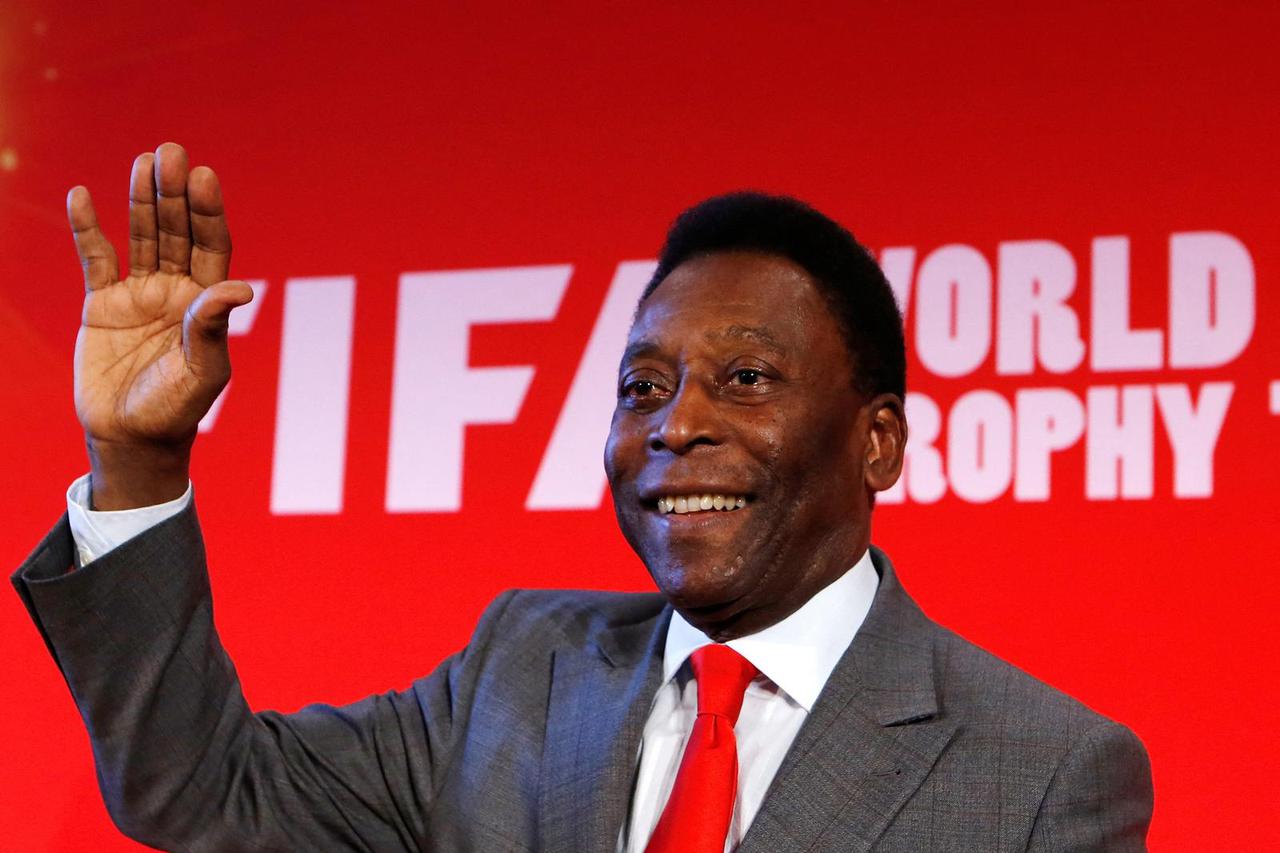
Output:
top-left (647, 553), bottom-right (755, 613)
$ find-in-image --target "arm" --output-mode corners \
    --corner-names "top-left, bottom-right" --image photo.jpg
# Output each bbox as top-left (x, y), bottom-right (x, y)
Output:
top-left (18, 144), bottom-right (464, 850)
top-left (1026, 720), bottom-right (1154, 852)
top-left (13, 499), bottom-right (519, 851)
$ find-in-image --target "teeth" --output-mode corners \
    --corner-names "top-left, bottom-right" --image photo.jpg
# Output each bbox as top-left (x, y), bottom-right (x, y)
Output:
top-left (656, 493), bottom-right (751, 514)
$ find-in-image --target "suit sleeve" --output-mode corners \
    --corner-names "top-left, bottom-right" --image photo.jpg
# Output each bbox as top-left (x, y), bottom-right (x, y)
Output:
top-left (1025, 718), bottom-right (1154, 852)
top-left (11, 502), bottom-right (517, 853)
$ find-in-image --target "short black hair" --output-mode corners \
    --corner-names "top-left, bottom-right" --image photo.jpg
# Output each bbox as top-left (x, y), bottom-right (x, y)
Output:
top-left (641, 191), bottom-right (906, 399)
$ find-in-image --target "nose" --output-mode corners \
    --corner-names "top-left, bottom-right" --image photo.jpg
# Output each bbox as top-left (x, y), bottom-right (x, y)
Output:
top-left (648, 378), bottom-right (723, 454)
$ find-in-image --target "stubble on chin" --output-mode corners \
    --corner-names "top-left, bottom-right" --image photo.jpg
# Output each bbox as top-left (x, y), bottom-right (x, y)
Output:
top-left (650, 550), bottom-right (750, 610)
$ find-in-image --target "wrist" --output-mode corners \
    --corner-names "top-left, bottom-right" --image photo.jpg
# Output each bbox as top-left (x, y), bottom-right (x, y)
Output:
top-left (86, 436), bottom-right (192, 510)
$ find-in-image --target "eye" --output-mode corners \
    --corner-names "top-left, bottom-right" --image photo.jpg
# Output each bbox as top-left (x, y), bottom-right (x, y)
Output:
top-left (730, 368), bottom-right (761, 386)
top-left (619, 374), bottom-right (670, 405)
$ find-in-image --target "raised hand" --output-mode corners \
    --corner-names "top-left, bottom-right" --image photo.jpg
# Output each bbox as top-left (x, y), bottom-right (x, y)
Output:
top-left (71, 143), bottom-right (253, 509)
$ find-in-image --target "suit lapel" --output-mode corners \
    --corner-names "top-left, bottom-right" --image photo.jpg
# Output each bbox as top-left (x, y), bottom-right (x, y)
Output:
top-left (740, 549), bottom-right (957, 853)
top-left (539, 599), bottom-right (670, 853)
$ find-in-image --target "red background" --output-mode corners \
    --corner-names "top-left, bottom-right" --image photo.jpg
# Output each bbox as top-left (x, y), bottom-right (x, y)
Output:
top-left (2, 2), bottom-right (1277, 848)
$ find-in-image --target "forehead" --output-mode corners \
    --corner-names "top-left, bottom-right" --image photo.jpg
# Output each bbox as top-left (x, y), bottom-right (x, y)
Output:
top-left (629, 251), bottom-right (838, 349)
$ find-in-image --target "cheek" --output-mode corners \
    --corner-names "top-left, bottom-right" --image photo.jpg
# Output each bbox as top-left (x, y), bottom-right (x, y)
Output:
top-left (765, 409), bottom-right (859, 503)
top-left (604, 414), bottom-right (643, 488)
top-left (740, 406), bottom-right (787, 461)
top-left (602, 433), bottom-right (621, 484)
top-left (750, 408), bottom-right (809, 479)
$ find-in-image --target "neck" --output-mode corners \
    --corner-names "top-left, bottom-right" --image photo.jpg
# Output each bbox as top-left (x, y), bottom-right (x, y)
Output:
top-left (679, 535), bottom-right (870, 642)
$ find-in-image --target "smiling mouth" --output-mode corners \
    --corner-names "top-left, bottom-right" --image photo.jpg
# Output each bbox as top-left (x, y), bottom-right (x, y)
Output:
top-left (653, 493), bottom-right (751, 514)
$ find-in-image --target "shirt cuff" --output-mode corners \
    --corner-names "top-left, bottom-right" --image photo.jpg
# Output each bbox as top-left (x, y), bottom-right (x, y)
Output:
top-left (66, 473), bottom-right (193, 567)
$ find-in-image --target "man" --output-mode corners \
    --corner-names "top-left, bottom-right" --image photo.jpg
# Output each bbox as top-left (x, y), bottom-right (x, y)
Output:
top-left (13, 143), bottom-right (1152, 851)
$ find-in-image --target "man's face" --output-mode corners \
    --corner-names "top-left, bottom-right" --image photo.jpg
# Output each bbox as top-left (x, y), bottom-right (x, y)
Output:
top-left (605, 250), bottom-right (878, 639)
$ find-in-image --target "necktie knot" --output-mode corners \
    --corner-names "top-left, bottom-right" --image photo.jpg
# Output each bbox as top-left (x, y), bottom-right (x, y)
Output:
top-left (690, 644), bottom-right (757, 725)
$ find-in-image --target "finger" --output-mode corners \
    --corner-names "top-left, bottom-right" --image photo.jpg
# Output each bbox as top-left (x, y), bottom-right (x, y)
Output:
top-left (183, 280), bottom-right (254, 380)
top-left (154, 142), bottom-right (192, 276)
top-left (128, 152), bottom-right (158, 276)
top-left (188, 166), bottom-right (232, 286)
top-left (67, 186), bottom-right (119, 291)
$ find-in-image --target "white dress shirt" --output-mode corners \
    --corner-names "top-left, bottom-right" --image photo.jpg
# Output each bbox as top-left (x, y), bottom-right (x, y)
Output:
top-left (64, 475), bottom-right (880, 852)
top-left (620, 551), bottom-right (878, 852)
top-left (65, 474), bottom-right (193, 566)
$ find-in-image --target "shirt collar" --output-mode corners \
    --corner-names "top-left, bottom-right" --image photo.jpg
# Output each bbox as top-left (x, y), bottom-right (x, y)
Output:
top-left (662, 549), bottom-right (879, 712)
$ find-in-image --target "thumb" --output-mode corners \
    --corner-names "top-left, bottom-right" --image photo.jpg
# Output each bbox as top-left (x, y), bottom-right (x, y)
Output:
top-left (183, 280), bottom-right (254, 381)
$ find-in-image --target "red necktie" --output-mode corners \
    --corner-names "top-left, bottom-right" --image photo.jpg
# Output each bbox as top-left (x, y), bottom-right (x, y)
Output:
top-left (645, 644), bottom-right (759, 853)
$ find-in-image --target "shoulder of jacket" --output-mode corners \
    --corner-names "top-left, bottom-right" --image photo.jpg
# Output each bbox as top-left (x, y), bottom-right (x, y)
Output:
top-left (477, 587), bottom-right (668, 645)
top-left (929, 623), bottom-right (1131, 740)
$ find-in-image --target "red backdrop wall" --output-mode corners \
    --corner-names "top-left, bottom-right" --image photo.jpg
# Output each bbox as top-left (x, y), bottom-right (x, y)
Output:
top-left (1, 3), bottom-right (1276, 848)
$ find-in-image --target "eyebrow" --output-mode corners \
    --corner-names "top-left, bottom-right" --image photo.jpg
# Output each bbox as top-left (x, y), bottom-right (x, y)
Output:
top-left (620, 325), bottom-right (788, 367)
top-left (620, 340), bottom-right (663, 365)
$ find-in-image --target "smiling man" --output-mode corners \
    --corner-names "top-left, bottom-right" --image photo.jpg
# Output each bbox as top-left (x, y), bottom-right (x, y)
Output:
top-left (607, 218), bottom-right (902, 644)
top-left (13, 145), bottom-right (1152, 852)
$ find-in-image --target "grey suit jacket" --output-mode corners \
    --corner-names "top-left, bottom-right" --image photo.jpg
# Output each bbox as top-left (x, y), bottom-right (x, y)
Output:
top-left (13, 502), bottom-right (1152, 852)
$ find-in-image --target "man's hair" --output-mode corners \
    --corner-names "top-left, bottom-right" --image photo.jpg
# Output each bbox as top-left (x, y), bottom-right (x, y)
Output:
top-left (641, 191), bottom-right (906, 398)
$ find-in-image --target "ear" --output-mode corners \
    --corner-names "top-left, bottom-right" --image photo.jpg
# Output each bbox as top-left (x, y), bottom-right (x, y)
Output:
top-left (862, 393), bottom-right (906, 492)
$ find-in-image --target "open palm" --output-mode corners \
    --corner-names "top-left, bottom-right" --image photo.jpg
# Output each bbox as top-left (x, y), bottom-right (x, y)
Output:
top-left (71, 143), bottom-right (252, 449)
